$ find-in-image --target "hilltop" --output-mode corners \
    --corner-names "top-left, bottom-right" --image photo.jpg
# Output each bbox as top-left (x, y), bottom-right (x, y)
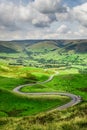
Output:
top-left (0, 39), bottom-right (87, 53)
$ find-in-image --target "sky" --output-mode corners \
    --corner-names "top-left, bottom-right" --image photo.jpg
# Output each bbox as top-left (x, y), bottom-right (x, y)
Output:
top-left (0, 0), bottom-right (87, 40)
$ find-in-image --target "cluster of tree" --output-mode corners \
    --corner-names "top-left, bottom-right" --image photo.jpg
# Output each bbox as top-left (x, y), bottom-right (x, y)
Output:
top-left (79, 68), bottom-right (87, 74)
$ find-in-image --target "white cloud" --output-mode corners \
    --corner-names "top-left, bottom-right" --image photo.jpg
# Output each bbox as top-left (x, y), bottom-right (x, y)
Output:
top-left (72, 2), bottom-right (87, 27)
top-left (0, 0), bottom-right (87, 40)
top-left (57, 24), bottom-right (69, 33)
top-left (0, 0), bottom-right (69, 31)
top-left (33, 0), bottom-right (63, 14)
top-left (0, 1), bottom-right (57, 30)
top-left (0, 2), bottom-right (16, 27)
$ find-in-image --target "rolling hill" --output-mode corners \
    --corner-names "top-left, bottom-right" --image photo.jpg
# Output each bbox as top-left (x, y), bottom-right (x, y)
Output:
top-left (64, 40), bottom-right (87, 53)
top-left (0, 40), bottom-right (87, 53)
top-left (0, 40), bottom-right (87, 67)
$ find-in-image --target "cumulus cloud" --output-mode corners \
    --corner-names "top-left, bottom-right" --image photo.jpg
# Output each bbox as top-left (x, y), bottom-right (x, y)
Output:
top-left (72, 2), bottom-right (87, 27)
top-left (0, 0), bottom-right (69, 30)
top-left (0, 1), bottom-right (59, 30)
top-left (0, 0), bottom-right (87, 40)
top-left (33, 0), bottom-right (64, 14)
top-left (0, 3), bottom-right (16, 28)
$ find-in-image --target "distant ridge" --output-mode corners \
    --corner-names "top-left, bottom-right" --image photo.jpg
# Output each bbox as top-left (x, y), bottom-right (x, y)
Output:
top-left (0, 39), bottom-right (87, 53)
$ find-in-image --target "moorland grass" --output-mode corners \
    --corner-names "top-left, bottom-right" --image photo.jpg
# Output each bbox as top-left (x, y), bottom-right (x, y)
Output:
top-left (0, 102), bottom-right (87, 130)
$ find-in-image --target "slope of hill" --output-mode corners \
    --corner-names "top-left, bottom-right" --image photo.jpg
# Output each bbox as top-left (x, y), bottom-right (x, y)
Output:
top-left (26, 41), bottom-right (59, 52)
top-left (0, 41), bottom-right (24, 53)
top-left (64, 40), bottom-right (87, 53)
top-left (0, 40), bottom-right (87, 53)
top-left (0, 44), bottom-right (18, 53)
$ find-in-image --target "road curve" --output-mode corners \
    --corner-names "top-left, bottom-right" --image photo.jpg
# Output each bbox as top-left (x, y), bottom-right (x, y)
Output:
top-left (13, 71), bottom-right (81, 111)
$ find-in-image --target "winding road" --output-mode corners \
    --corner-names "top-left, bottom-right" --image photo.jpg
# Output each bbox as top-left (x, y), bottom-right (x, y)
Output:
top-left (13, 71), bottom-right (81, 111)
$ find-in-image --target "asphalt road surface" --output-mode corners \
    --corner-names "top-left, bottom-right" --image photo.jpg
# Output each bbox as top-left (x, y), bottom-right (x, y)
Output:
top-left (13, 71), bottom-right (81, 111)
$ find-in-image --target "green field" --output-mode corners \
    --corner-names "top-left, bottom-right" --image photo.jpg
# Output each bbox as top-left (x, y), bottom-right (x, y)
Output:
top-left (0, 63), bottom-right (87, 130)
top-left (0, 89), bottom-right (70, 117)
top-left (0, 64), bottom-right (70, 117)
top-left (0, 65), bottom-right (50, 90)
top-left (21, 69), bottom-right (87, 100)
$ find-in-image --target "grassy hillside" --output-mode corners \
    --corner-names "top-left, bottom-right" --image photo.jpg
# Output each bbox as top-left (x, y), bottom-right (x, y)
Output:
top-left (0, 41), bottom-right (24, 53)
top-left (0, 64), bottom-right (51, 90)
top-left (0, 40), bottom-right (87, 53)
top-left (64, 40), bottom-right (87, 53)
top-left (0, 65), bottom-right (87, 130)
top-left (21, 70), bottom-right (87, 100)
top-left (0, 89), bottom-right (70, 117)
top-left (27, 41), bottom-right (59, 52)
top-left (0, 64), bottom-right (71, 117)
top-left (0, 102), bottom-right (86, 130)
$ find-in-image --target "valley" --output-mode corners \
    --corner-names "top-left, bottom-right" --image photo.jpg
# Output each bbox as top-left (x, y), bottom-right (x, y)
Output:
top-left (0, 40), bottom-right (87, 130)
top-left (0, 40), bottom-right (87, 68)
